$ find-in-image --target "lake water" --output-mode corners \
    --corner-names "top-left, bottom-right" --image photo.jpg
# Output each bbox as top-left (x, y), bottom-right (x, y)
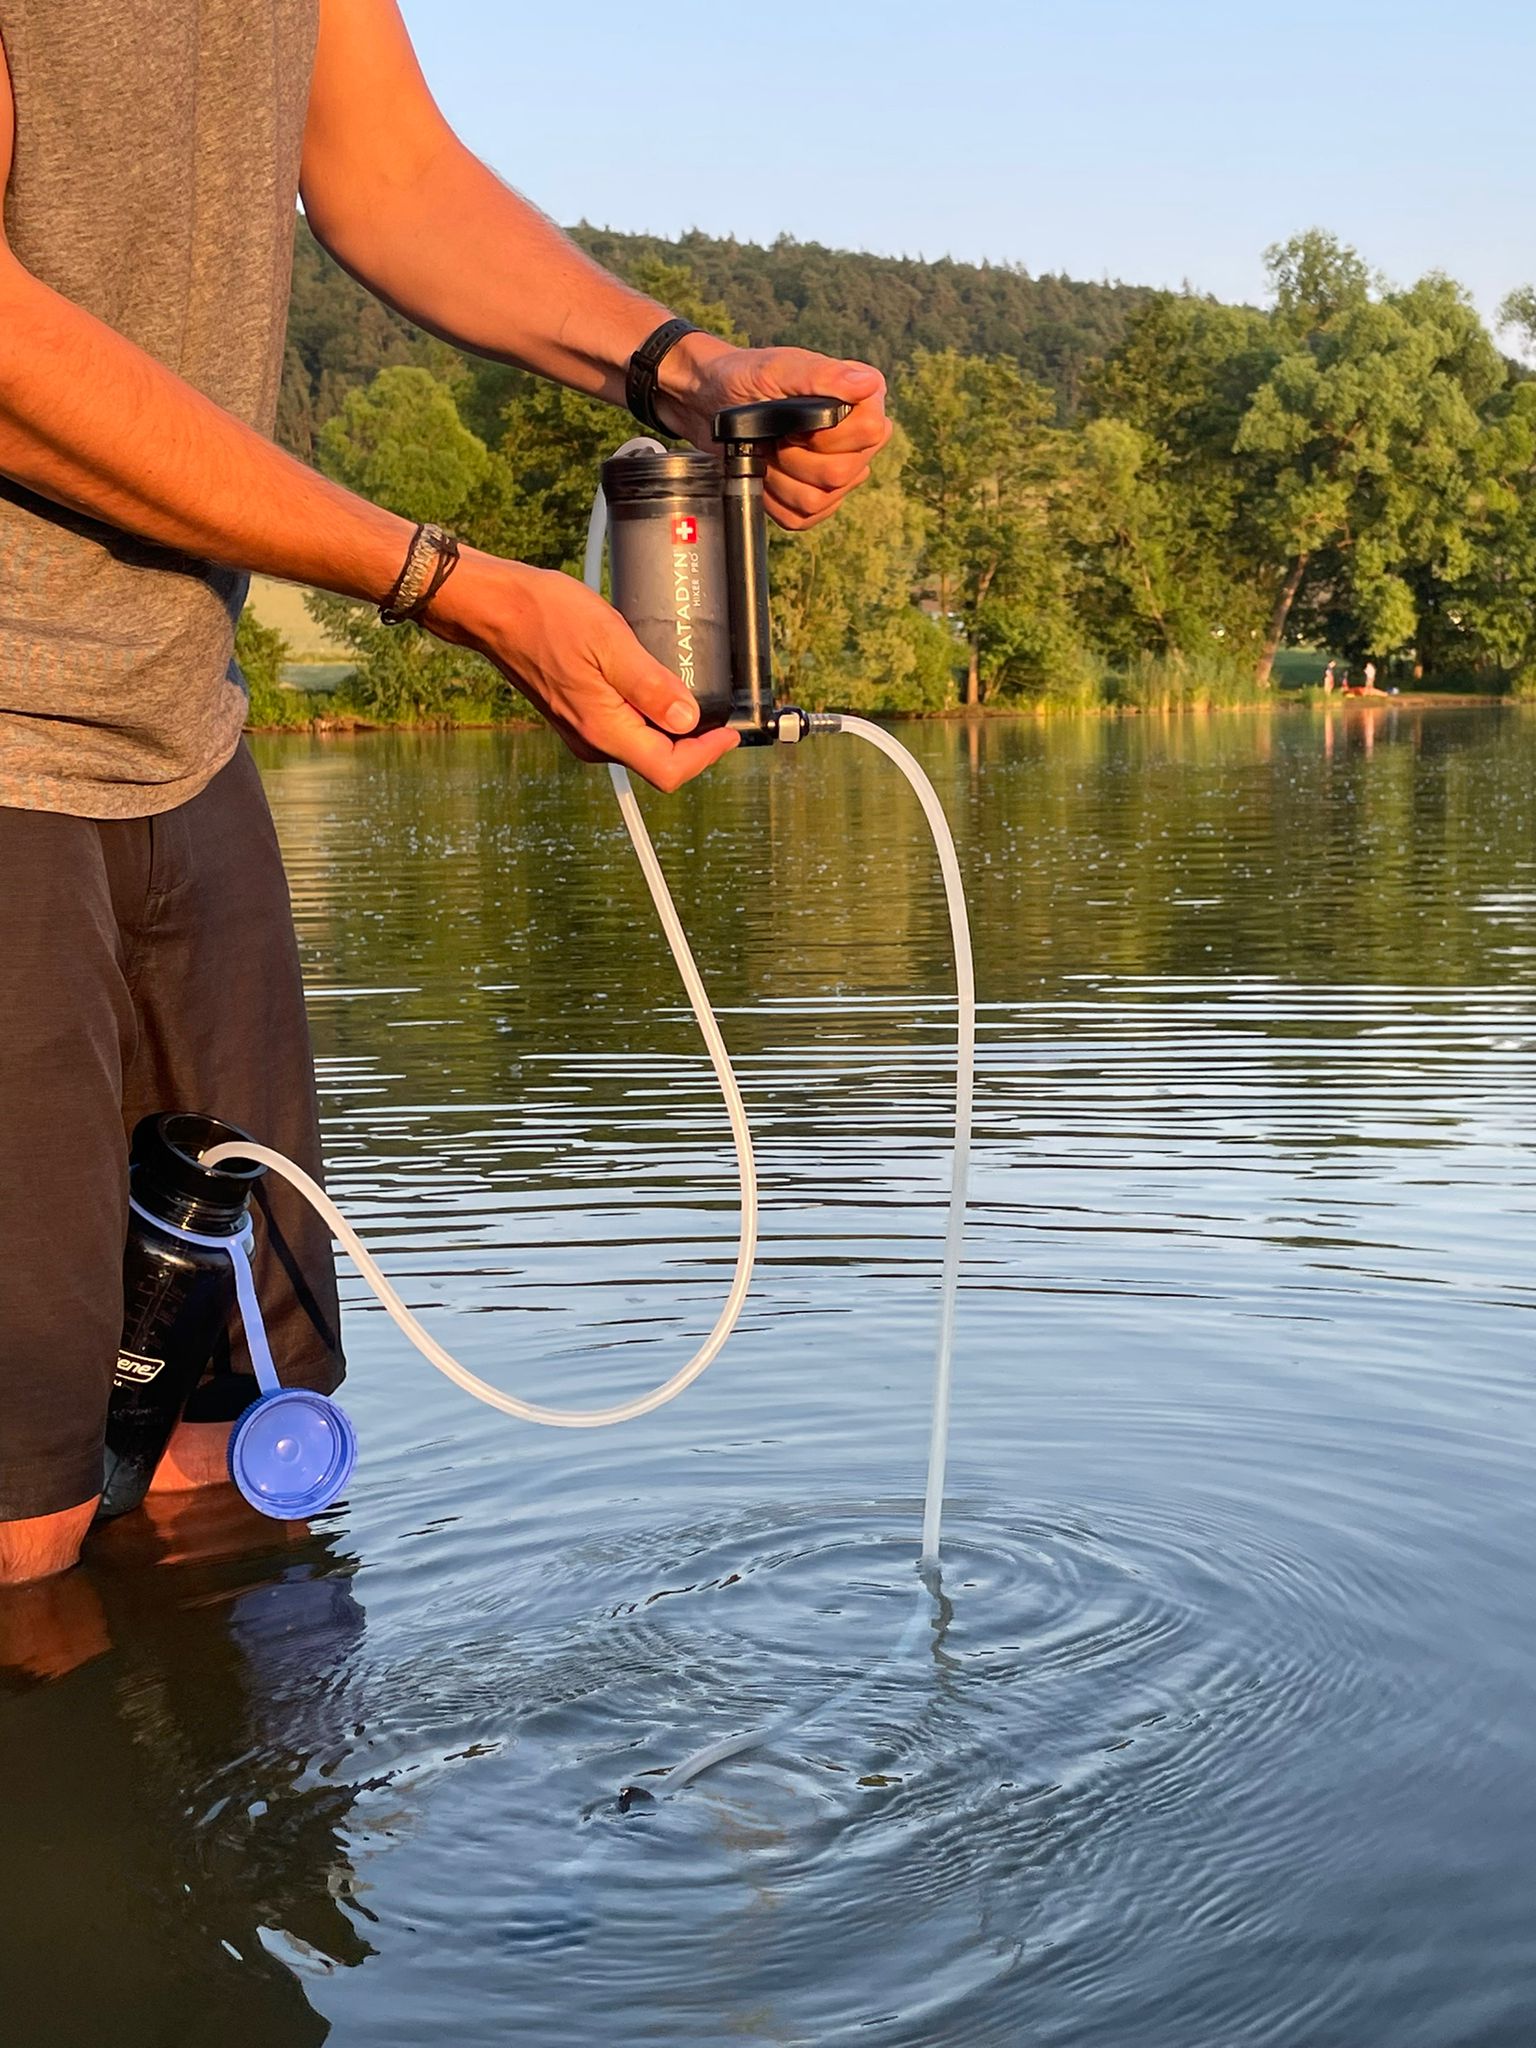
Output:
top-left (4, 706), bottom-right (1535, 2047)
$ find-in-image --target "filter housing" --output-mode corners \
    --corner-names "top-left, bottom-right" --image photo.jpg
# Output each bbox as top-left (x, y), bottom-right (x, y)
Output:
top-left (602, 448), bottom-right (733, 729)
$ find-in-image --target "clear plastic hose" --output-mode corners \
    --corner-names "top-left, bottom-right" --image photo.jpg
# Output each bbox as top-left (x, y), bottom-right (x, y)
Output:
top-left (201, 468), bottom-right (974, 1555)
top-left (201, 449), bottom-right (760, 1428)
top-left (833, 719), bottom-right (974, 1566)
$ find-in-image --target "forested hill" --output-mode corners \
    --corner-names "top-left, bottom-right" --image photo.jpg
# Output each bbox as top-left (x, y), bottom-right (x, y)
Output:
top-left (568, 227), bottom-right (1153, 403)
top-left (277, 219), bottom-right (1153, 458)
top-left (271, 223), bottom-right (1536, 714)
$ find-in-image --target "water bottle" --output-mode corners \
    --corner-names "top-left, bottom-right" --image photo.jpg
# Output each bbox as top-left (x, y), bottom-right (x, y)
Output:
top-left (98, 1112), bottom-right (265, 1520)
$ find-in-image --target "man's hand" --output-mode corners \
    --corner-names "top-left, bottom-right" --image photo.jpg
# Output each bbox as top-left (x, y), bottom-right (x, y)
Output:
top-left (304, 3), bottom-right (891, 540)
top-left (0, 0), bottom-right (872, 795)
top-left (426, 552), bottom-right (739, 792)
top-left (658, 339), bottom-right (892, 531)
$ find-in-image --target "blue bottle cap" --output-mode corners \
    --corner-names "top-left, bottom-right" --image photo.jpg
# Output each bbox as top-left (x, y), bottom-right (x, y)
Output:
top-left (228, 1389), bottom-right (357, 1520)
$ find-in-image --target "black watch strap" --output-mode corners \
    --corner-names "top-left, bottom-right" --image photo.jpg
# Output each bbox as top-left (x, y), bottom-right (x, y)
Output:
top-left (626, 317), bottom-right (700, 438)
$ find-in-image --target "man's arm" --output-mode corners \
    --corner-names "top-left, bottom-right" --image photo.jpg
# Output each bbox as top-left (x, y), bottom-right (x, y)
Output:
top-left (300, 0), bottom-right (891, 531)
top-left (0, 35), bottom-right (732, 790)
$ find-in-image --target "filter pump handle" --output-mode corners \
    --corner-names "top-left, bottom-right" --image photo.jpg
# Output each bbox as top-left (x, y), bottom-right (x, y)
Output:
top-left (713, 396), bottom-right (852, 457)
top-left (711, 395), bottom-right (853, 743)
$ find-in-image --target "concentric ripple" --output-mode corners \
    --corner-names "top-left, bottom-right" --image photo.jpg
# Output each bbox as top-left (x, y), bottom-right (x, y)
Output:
top-left (7, 714), bottom-right (1535, 2048)
top-left (264, 714), bottom-right (1536, 2048)
top-left (224, 1477), bottom-right (1441, 2048)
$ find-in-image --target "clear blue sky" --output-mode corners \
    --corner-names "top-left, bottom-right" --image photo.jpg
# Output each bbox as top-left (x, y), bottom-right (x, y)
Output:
top-left (400, 0), bottom-right (1532, 331)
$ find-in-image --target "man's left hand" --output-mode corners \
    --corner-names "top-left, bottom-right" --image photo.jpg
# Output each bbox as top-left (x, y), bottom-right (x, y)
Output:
top-left (658, 338), bottom-right (891, 532)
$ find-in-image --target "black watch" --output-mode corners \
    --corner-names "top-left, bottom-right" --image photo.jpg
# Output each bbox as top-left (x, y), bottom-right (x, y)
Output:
top-left (626, 318), bottom-right (701, 438)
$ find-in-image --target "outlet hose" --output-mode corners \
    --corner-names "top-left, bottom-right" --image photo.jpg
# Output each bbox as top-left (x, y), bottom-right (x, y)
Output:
top-left (204, 459), bottom-right (972, 1568)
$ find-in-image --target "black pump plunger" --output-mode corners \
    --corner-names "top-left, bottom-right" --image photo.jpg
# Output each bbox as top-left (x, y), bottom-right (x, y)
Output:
top-left (713, 397), bottom-right (850, 740)
top-left (602, 396), bottom-right (850, 743)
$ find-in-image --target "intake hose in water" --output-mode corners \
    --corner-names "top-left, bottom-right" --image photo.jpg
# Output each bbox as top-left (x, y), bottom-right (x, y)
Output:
top-left (204, 459), bottom-right (973, 1574)
top-left (208, 439), bottom-right (758, 1428)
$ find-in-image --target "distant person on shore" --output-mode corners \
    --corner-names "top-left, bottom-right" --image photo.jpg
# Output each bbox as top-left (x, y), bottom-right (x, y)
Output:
top-left (0, 0), bottom-right (890, 1588)
top-left (1364, 660), bottom-right (1379, 692)
top-left (1322, 661), bottom-right (1336, 693)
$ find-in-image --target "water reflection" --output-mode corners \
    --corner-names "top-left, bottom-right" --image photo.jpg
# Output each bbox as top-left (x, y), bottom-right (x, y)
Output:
top-left (0, 1497), bottom-right (369, 2047)
top-left (3, 708), bottom-right (1533, 2047)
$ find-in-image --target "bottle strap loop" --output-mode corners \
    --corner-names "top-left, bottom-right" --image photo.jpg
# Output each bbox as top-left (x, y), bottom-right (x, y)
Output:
top-left (126, 1197), bottom-right (280, 1398)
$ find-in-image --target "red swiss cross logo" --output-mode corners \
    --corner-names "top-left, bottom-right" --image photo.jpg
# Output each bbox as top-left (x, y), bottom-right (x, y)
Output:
top-left (672, 516), bottom-right (698, 545)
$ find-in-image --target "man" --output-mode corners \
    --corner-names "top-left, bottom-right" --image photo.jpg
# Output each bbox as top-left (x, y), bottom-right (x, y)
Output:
top-left (0, 0), bottom-right (889, 1585)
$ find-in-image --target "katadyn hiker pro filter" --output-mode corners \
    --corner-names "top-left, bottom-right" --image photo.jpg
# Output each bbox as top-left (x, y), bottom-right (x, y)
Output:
top-left (603, 397), bottom-right (850, 741)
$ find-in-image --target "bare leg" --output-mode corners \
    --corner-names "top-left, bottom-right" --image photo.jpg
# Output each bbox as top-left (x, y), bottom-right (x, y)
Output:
top-left (0, 1497), bottom-right (99, 1588)
top-left (146, 1419), bottom-right (236, 1496)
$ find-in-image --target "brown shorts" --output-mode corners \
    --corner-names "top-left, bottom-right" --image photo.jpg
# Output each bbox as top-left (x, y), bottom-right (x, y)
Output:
top-left (0, 743), bottom-right (344, 1520)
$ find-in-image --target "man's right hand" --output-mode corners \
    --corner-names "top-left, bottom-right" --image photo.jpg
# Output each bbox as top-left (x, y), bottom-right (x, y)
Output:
top-left (426, 552), bottom-right (738, 792)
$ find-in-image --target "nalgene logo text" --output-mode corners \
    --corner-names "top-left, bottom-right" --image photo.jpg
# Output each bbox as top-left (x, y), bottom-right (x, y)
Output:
top-left (114, 1350), bottom-right (166, 1388)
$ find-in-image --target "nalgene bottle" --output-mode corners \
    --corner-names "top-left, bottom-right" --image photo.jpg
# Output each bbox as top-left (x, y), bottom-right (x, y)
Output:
top-left (98, 1112), bottom-right (265, 1520)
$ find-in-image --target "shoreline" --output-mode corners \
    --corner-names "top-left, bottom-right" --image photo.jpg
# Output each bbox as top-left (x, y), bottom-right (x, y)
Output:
top-left (246, 693), bottom-right (1526, 736)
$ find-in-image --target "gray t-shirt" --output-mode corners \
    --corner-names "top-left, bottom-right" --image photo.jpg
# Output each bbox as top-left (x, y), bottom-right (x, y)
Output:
top-left (0, 0), bottom-right (317, 817)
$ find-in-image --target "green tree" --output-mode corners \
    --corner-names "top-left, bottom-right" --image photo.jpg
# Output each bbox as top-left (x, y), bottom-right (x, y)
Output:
top-left (236, 608), bottom-right (318, 730)
top-left (234, 608), bottom-right (286, 694)
top-left (1497, 285), bottom-right (1536, 358)
top-left (1235, 236), bottom-right (1502, 681)
top-left (1082, 294), bottom-right (1276, 666)
top-left (317, 365), bottom-right (492, 526)
top-left (1268, 230), bottom-right (1375, 330)
top-left (280, 221), bottom-right (455, 456)
top-left (310, 366), bottom-right (511, 717)
top-left (1094, 236), bottom-right (1508, 686)
top-left (771, 424), bottom-right (955, 711)
top-left (973, 546), bottom-right (1100, 704)
top-left (895, 349), bottom-right (1061, 704)
top-left (279, 217), bottom-right (1156, 441)
top-left (1427, 377), bottom-right (1536, 689)
top-left (305, 590), bottom-right (505, 721)
top-left (1061, 417), bottom-right (1191, 664)
top-left (276, 217), bottom-right (1531, 722)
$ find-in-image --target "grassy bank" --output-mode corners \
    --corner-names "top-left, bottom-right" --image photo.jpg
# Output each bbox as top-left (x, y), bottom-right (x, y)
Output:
top-left (244, 676), bottom-right (521, 732)
top-left (238, 611), bottom-right (1523, 736)
top-left (244, 679), bottom-right (1521, 734)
